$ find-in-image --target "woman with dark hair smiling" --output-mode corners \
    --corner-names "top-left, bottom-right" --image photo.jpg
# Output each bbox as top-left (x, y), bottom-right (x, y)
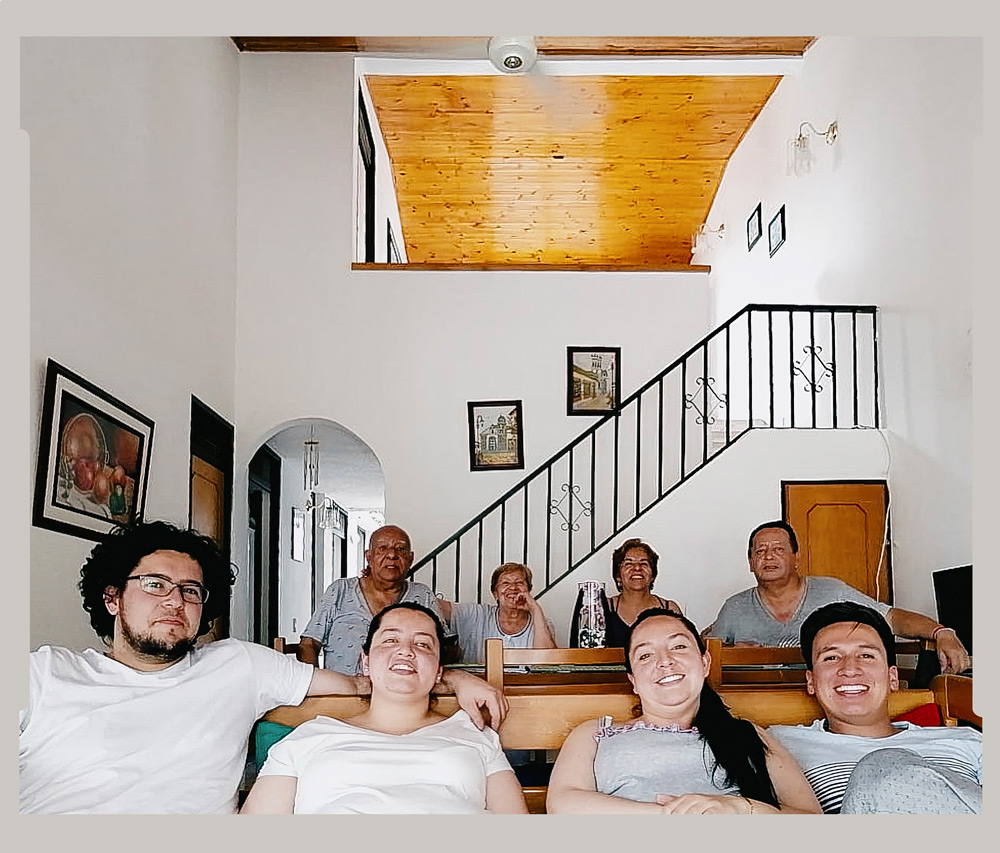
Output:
top-left (603, 539), bottom-right (681, 648)
top-left (241, 602), bottom-right (527, 814)
top-left (547, 608), bottom-right (821, 814)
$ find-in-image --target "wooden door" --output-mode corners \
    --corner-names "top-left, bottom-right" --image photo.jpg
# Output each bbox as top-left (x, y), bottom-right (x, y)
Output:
top-left (191, 456), bottom-right (225, 544)
top-left (782, 481), bottom-right (891, 603)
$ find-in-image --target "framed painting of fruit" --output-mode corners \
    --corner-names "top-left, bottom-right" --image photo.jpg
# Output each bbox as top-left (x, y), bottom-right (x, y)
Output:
top-left (33, 359), bottom-right (154, 541)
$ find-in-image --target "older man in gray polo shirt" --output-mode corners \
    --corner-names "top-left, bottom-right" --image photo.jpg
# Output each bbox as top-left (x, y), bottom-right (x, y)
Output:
top-left (703, 520), bottom-right (969, 674)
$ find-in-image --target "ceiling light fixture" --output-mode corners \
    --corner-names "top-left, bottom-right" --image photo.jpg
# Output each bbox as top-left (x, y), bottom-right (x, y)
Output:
top-left (487, 37), bottom-right (538, 74)
top-left (788, 120), bottom-right (838, 177)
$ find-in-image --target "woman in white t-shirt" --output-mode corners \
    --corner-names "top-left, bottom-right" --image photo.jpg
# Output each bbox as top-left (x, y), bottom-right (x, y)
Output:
top-left (240, 602), bottom-right (528, 814)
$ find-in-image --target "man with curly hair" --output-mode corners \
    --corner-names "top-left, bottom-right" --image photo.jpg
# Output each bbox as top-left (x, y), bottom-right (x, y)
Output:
top-left (18, 520), bottom-right (506, 814)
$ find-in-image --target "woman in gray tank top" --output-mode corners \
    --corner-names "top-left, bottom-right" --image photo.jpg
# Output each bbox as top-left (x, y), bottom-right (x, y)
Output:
top-left (547, 608), bottom-right (821, 814)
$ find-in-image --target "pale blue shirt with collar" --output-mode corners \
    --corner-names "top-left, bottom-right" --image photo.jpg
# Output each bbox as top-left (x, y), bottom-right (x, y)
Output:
top-left (300, 576), bottom-right (451, 674)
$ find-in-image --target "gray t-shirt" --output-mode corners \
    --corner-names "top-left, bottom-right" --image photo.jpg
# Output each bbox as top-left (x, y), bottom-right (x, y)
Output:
top-left (450, 602), bottom-right (555, 665)
top-left (300, 577), bottom-right (450, 675)
top-left (704, 576), bottom-right (892, 646)
top-left (593, 717), bottom-right (737, 802)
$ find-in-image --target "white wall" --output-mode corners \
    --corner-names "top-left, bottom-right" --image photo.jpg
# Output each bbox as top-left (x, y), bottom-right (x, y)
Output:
top-left (695, 37), bottom-right (978, 618)
top-left (23, 37), bottom-right (240, 650)
top-left (230, 53), bottom-right (713, 637)
top-left (25, 37), bottom-right (974, 648)
top-left (539, 428), bottom-right (890, 643)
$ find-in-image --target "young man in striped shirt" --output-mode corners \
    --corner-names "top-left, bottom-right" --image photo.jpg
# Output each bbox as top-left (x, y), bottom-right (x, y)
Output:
top-left (768, 601), bottom-right (981, 814)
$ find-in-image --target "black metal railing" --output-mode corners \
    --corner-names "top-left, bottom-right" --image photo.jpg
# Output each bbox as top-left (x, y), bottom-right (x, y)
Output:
top-left (410, 304), bottom-right (880, 602)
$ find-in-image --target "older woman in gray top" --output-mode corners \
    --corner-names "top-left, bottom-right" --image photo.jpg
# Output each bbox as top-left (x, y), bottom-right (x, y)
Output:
top-left (547, 608), bottom-right (821, 814)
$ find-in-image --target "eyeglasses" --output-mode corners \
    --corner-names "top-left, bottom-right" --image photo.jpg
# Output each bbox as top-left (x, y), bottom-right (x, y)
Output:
top-left (125, 574), bottom-right (209, 604)
top-left (373, 544), bottom-right (412, 556)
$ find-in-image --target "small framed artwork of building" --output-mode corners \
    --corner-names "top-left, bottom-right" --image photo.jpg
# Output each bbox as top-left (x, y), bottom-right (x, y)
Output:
top-left (467, 400), bottom-right (524, 471)
top-left (567, 347), bottom-right (621, 416)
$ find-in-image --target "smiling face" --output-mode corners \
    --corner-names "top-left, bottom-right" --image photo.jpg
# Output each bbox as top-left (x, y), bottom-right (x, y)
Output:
top-left (627, 614), bottom-right (710, 723)
top-left (361, 607), bottom-right (443, 699)
top-left (618, 546), bottom-right (655, 593)
top-left (806, 621), bottom-right (899, 735)
top-left (748, 527), bottom-right (800, 585)
top-left (365, 526), bottom-right (414, 585)
top-left (493, 567), bottom-right (530, 611)
top-left (104, 550), bottom-right (204, 669)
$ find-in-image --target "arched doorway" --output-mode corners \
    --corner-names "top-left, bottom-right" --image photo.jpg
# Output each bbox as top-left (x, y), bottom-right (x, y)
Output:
top-left (246, 418), bottom-right (384, 648)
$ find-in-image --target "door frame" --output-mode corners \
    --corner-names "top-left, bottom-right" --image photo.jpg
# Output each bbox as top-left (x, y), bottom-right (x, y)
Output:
top-left (248, 445), bottom-right (281, 647)
top-left (188, 396), bottom-right (235, 635)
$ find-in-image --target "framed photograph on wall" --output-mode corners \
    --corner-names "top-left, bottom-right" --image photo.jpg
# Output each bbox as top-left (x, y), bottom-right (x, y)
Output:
top-left (32, 359), bottom-right (154, 541)
top-left (567, 347), bottom-right (621, 415)
top-left (768, 205), bottom-right (787, 257)
top-left (291, 507), bottom-right (305, 561)
top-left (467, 400), bottom-right (524, 471)
top-left (747, 202), bottom-right (763, 251)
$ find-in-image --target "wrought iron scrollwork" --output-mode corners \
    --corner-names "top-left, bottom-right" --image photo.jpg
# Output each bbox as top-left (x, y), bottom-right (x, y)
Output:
top-left (684, 376), bottom-right (728, 425)
top-left (793, 345), bottom-right (834, 392)
top-left (549, 483), bottom-right (593, 532)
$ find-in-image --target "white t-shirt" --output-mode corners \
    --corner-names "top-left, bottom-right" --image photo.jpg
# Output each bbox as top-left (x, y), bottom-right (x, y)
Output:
top-left (19, 639), bottom-right (314, 814)
top-left (258, 710), bottom-right (512, 813)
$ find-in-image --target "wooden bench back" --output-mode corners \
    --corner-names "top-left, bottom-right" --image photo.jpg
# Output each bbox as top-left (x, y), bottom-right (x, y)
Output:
top-left (263, 680), bottom-right (967, 749)
top-left (483, 638), bottom-right (625, 690)
top-left (704, 637), bottom-right (938, 689)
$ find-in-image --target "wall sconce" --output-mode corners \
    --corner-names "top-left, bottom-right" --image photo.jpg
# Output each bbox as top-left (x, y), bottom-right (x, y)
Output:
top-left (788, 120), bottom-right (838, 176)
top-left (305, 491), bottom-right (345, 533)
top-left (693, 222), bottom-right (725, 253)
top-left (302, 427), bottom-right (320, 492)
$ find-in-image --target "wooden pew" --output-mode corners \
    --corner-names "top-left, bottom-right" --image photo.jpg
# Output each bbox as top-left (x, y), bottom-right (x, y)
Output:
top-left (260, 674), bottom-right (977, 813)
top-left (704, 637), bottom-right (941, 688)
top-left (483, 638), bottom-right (626, 690)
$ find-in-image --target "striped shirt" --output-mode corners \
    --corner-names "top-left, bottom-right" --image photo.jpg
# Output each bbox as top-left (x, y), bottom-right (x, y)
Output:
top-left (770, 719), bottom-right (982, 813)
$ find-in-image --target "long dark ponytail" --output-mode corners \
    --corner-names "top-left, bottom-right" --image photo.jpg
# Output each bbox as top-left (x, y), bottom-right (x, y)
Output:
top-left (625, 608), bottom-right (779, 807)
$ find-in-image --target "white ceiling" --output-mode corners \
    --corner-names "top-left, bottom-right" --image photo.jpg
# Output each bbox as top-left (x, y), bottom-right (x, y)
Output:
top-left (264, 419), bottom-right (385, 511)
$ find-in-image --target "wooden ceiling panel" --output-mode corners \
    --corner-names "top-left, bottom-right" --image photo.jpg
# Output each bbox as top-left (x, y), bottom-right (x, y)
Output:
top-left (366, 74), bottom-right (780, 265)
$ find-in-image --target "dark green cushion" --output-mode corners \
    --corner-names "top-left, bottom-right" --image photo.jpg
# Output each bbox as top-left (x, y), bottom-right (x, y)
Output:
top-left (253, 720), bottom-right (294, 770)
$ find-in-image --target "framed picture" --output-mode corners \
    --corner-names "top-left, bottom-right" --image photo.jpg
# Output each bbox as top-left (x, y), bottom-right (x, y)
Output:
top-left (467, 400), bottom-right (524, 471)
top-left (291, 507), bottom-right (305, 561)
top-left (768, 205), bottom-right (786, 257)
top-left (747, 202), bottom-right (763, 251)
top-left (567, 347), bottom-right (621, 416)
top-left (32, 359), bottom-right (154, 541)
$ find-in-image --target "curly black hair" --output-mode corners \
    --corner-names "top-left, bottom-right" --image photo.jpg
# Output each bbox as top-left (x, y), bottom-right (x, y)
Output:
top-left (78, 520), bottom-right (235, 641)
